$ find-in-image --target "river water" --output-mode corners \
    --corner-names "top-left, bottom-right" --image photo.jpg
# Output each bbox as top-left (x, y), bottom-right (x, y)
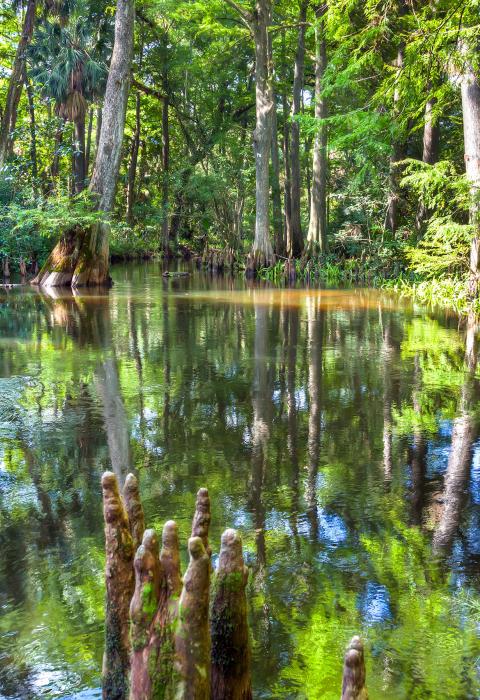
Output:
top-left (1, 263), bottom-right (480, 699)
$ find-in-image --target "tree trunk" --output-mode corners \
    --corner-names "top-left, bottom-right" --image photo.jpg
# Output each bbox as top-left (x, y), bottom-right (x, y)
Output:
top-left (96, 105), bottom-right (103, 150)
top-left (281, 31), bottom-right (292, 254)
top-left (415, 96), bottom-right (440, 231)
top-left (268, 32), bottom-right (284, 257)
top-left (85, 107), bottom-right (94, 177)
top-left (24, 70), bottom-right (38, 187)
top-left (385, 45), bottom-right (405, 234)
top-left (288, 0), bottom-right (308, 258)
top-left (162, 93), bottom-right (170, 255)
top-left (249, 0), bottom-right (275, 272)
top-left (271, 94), bottom-right (284, 257)
top-left (0, 0), bottom-right (37, 168)
top-left (50, 119), bottom-right (64, 192)
top-left (126, 91), bottom-right (141, 223)
top-left (73, 112), bottom-right (86, 194)
top-left (33, 0), bottom-right (135, 288)
top-left (306, 4), bottom-right (328, 256)
top-left (460, 47), bottom-right (480, 297)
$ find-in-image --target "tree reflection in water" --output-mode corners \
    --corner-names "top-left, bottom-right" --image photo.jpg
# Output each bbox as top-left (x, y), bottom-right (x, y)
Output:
top-left (0, 264), bottom-right (479, 699)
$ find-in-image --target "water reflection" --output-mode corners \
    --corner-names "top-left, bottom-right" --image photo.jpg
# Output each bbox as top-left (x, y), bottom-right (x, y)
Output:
top-left (0, 263), bottom-right (480, 699)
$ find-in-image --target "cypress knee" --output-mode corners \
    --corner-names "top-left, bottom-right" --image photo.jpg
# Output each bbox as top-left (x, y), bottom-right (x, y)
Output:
top-left (123, 473), bottom-right (145, 550)
top-left (341, 636), bottom-right (368, 700)
top-left (130, 529), bottom-right (162, 700)
top-left (211, 529), bottom-right (252, 700)
top-left (191, 487), bottom-right (212, 557)
top-left (161, 519), bottom-right (182, 598)
top-left (174, 536), bottom-right (211, 699)
top-left (101, 471), bottom-right (135, 700)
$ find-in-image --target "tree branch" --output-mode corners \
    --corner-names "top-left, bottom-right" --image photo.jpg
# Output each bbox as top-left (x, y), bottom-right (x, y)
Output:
top-left (132, 78), bottom-right (166, 101)
top-left (222, 0), bottom-right (252, 30)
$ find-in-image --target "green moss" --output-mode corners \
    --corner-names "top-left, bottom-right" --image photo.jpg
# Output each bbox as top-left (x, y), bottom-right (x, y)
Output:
top-left (141, 581), bottom-right (158, 618)
top-left (221, 571), bottom-right (243, 593)
top-left (149, 616), bottom-right (181, 700)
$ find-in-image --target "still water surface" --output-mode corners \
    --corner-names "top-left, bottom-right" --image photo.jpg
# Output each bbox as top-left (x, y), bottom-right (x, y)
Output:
top-left (1, 263), bottom-right (480, 699)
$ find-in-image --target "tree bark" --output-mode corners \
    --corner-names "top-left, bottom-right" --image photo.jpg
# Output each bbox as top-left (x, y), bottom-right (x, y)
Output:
top-left (268, 32), bottom-right (284, 257)
top-left (73, 113), bottom-right (87, 194)
top-left (341, 636), bottom-right (368, 700)
top-left (24, 70), bottom-right (38, 186)
top-left (460, 46), bottom-right (480, 297)
top-left (85, 107), bottom-right (94, 177)
top-left (249, 0), bottom-right (275, 271)
top-left (211, 529), bottom-right (252, 700)
top-left (126, 91), bottom-right (141, 223)
top-left (415, 96), bottom-right (440, 230)
top-left (101, 471), bottom-right (135, 700)
top-left (271, 92), bottom-right (284, 256)
top-left (306, 5), bottom-right (328, 256)
top-left (96, 105), bottom-right (103, 150)
top-left (281, 31), bottom-right (292, 254)
top-left (174, 537), bottom-right (211, 699)
top-left (33, 0), bottom-right (135, 288)
top-left (288, 0), bottom-right (308, 258)
top-left (50, 119), bottom-right (64, 192)
top-left (0, 0), bottom-right (37, 168)
top-left (385, 44), bottom-right (406, 234)
top-left (162, 92), bottom-right (170, 255)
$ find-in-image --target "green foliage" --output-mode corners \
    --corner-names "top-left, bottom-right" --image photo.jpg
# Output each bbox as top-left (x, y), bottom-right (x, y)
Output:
top-left (382, 276), bottom-right (477, 316)
top-left (0, 0), bottom-right (479, 310)
top-left (407, 218), bottom-right (472, 278)
top-left (0, 185), bottom-right (107, 267)
top-left (4, 190), bottom-right (105, 238)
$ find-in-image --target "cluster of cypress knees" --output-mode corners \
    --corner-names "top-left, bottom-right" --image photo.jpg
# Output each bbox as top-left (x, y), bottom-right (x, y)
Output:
top-left (101, 471), bottom-right (368, 699)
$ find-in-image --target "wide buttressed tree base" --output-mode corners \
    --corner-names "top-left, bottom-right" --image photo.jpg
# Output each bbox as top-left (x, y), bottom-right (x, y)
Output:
top-left (31, 222), bottom-right (110, 288)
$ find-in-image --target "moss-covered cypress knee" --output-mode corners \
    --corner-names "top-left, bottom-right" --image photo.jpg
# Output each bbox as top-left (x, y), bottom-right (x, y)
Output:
top-left (123, 473), bottom-right (145, 550)
top-left (191, 487), bottom-right (212, 558)
top-left (130, 529), bottom-right (162, 700)
top-left (211, 529), bottom-right (251, 700)
top-left (160, 520), bottom-right (182, 598)
top-left (101, 471), bottom-right (135, 700)
top-left (341, 636), bottom-right (368, 700)
top-left (174, 536), bottom-right (211, 699)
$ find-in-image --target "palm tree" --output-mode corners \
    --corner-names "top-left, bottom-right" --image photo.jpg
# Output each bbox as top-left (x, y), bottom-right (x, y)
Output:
top-left (0, 0), bottom-right (74, 169)
top-left (29, 0), bottom-right (110, 192)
